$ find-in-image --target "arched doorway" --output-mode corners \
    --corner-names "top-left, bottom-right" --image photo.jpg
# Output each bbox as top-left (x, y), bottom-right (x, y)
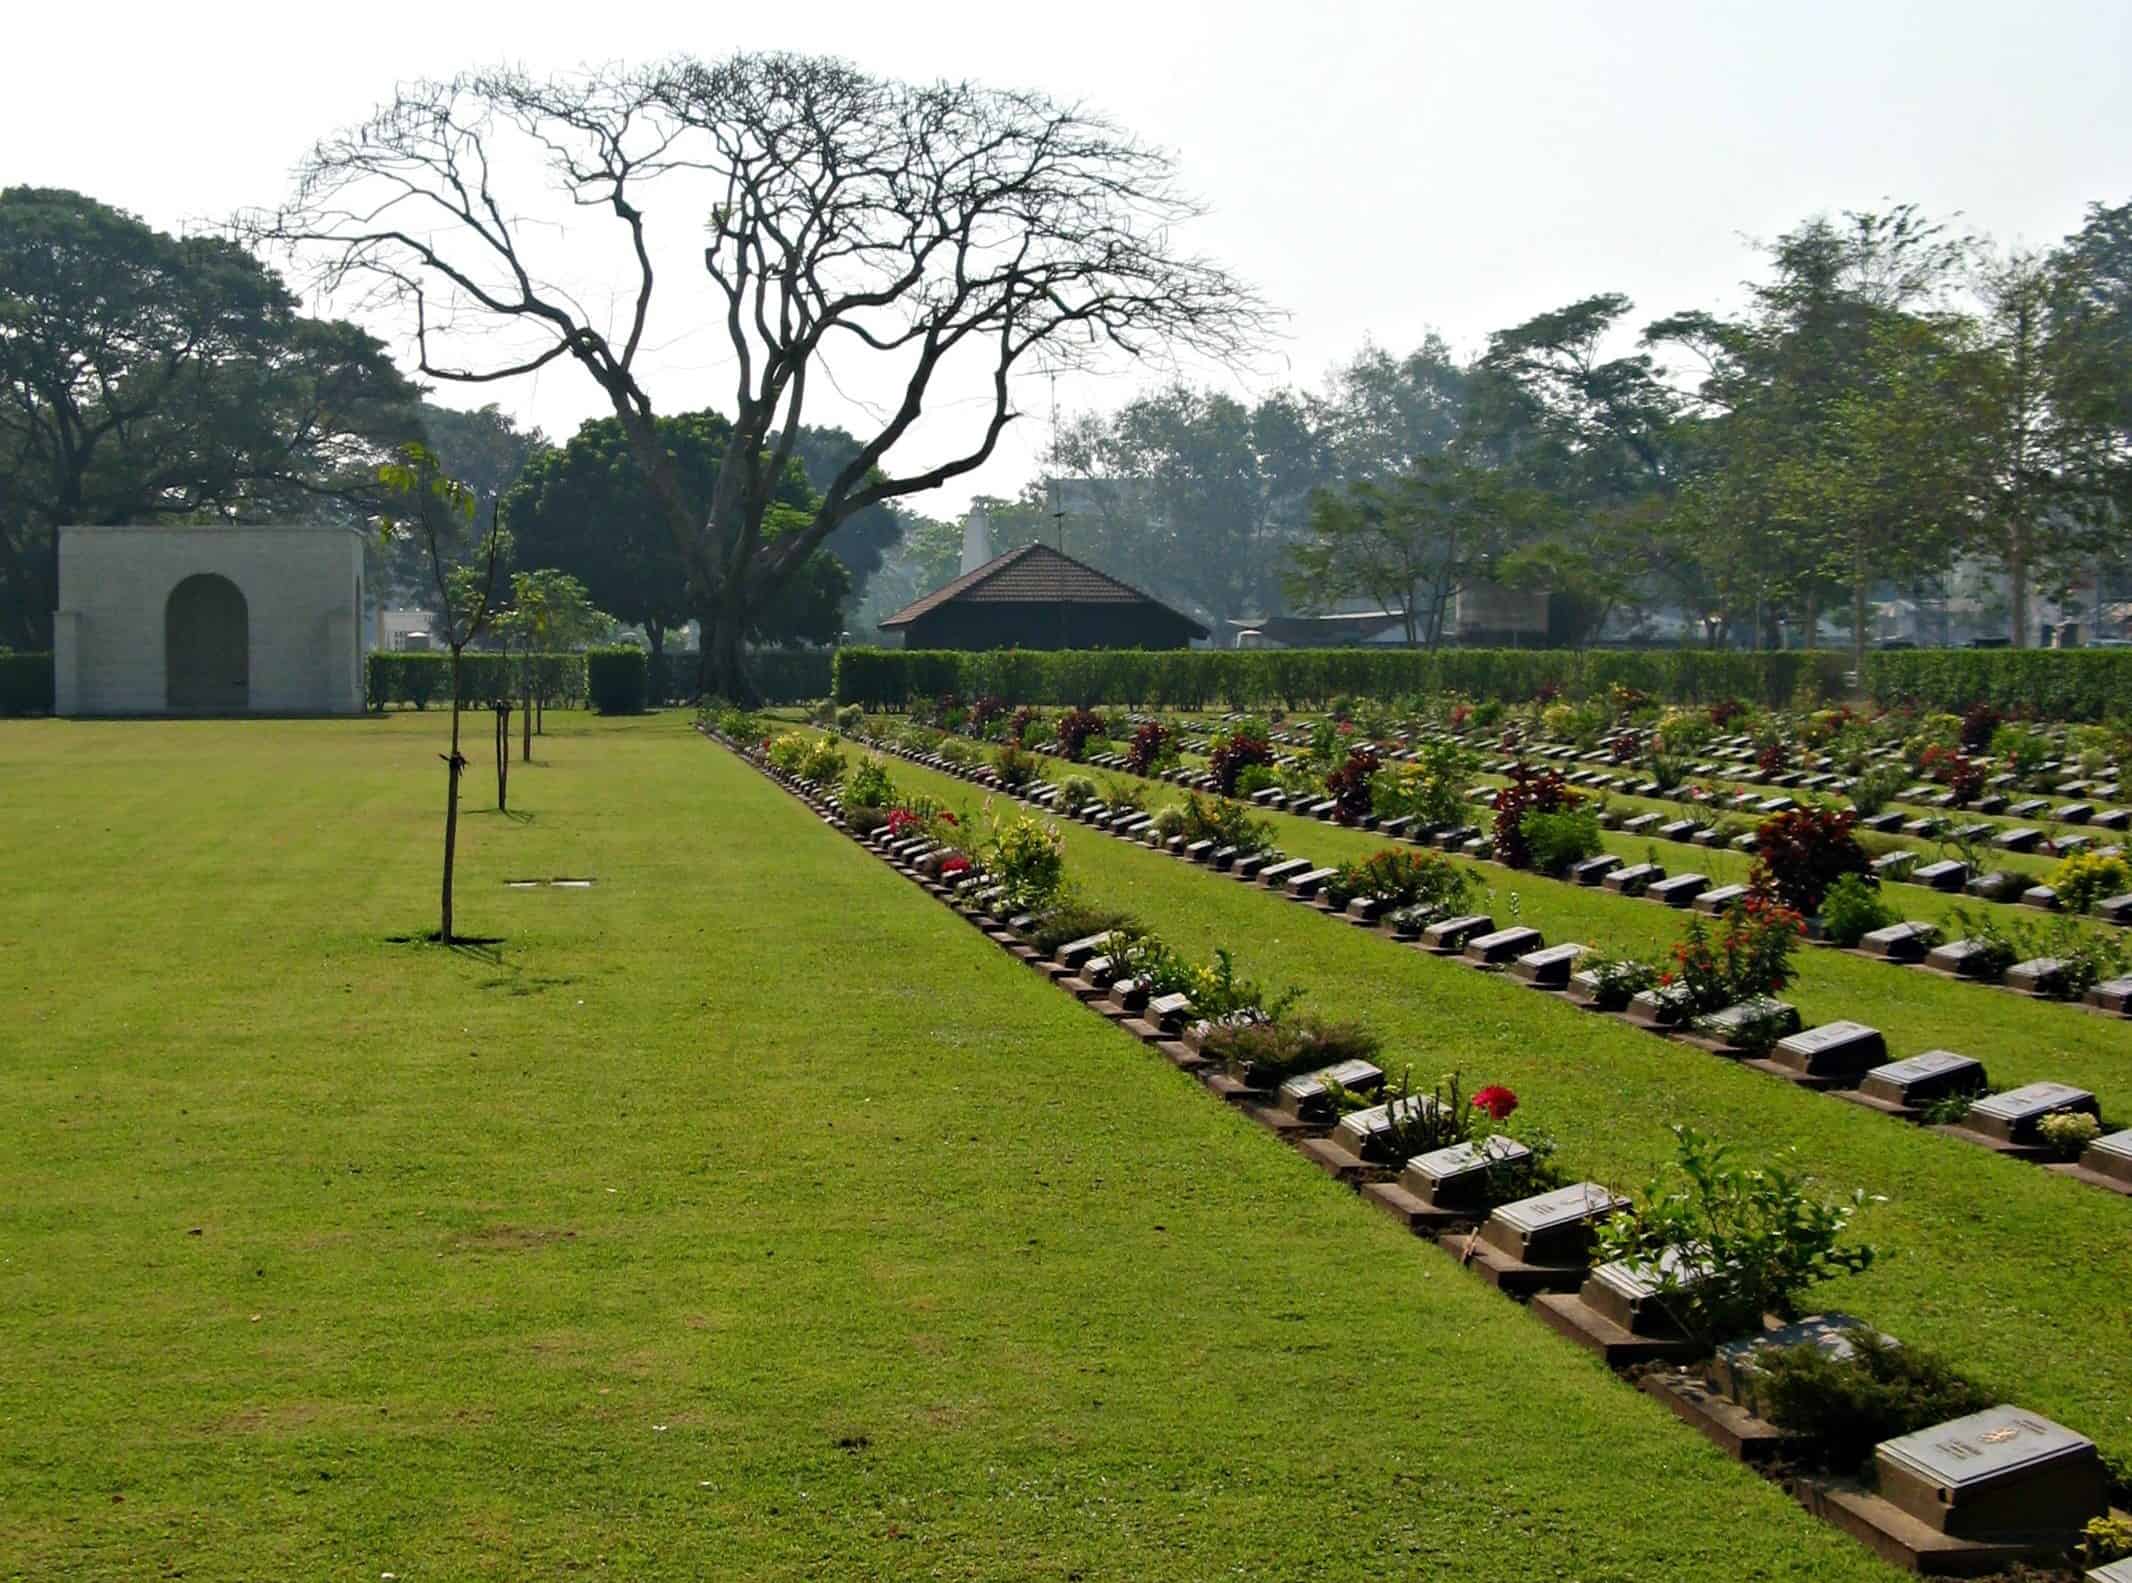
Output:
top-left (166, 573), bottom-right (249, 711)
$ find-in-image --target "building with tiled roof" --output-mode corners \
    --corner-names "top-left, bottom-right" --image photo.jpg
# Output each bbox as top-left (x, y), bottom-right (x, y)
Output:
top-left (877, 541), bottom-right (1207, 651)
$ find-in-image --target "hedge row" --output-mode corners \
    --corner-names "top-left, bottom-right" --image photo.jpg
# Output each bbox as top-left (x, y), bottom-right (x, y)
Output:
top-left (365, 652), bottom-right (589, 711)
top-left (0, 652), bottom-right (54, 716)
top-left (831, 646), bottom-right (1849, 712)
top-left (1862, 649), bottom-right (2132, 722)
top-left (586, 647), bottom-right (647, 715)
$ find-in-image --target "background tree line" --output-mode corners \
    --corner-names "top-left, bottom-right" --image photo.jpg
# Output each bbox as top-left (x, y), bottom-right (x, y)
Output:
top-left (956, 202), bottom-right (2132, 671)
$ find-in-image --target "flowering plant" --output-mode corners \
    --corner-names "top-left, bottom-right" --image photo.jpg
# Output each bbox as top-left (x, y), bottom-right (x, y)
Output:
top-left (1055, 708), bottom-right (1106, 763)
top-left (1472, 1085), bottom-right (1519, 1121)
top-left (1125, 720), bottom-right (1175, 776)
top-left (1662, 898), bottom-right (1805, 1014)
top-left (1208, 727), bottom-right (1275, 796)
top-left (1490, 764), bottom-right (1582, 870)
top-left (1750, 805), bottom-right (1869, 915)
top-left (938, 853), bottom-right (972, 877)
top-left (1323, 746), bottom-right (1382, 823)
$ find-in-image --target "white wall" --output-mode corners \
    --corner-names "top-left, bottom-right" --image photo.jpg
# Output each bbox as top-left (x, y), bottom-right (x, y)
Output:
top-left (55, 525), bottom-right (365, 716)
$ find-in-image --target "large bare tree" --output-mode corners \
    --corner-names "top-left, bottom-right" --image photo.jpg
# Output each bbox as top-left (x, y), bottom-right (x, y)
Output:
top-left (252, 53), bottom-right (1267, 698)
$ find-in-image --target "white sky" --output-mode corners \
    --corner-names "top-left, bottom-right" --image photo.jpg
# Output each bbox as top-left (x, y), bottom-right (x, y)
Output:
top-left (9, 0), bottom-right (2130, 517)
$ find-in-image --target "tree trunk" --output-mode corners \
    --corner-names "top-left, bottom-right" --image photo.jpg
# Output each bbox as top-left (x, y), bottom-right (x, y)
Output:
top-left (1851, 539), bottom-right (1869, 683)
top-left (496, 704), bottom-right (511, 810)
top-left (2009, 527), bottom-right (2030, 649)
top-left (441, 649), bottom-right (465, 943)
top-left (522, 657), bottom-right (533, 761)
top-left (703, 605), bottom-right (755, 705)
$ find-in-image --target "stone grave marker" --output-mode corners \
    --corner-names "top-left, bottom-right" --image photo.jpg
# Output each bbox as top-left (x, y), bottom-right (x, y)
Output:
top-left (1285, 866), bottom-right (1341, 900)
top-left (1465, 925), bottom-right (1543, 965)
top-left (1963, 1081), bottom-right (2099, 1144)
top-left (1645, 873), bottom-right (1708, 907)
top-left (1510, 943), bottom-right (1584, 988)
top-left (1693, 883), bottom-right (1750, 915)
top-left (1925, 938), bottom-right (2000, 978)
top-left (1422, 914), bottom-right (1494, 952)
top-left (1603, 862), bottom-right (1664, 896)
top-left (2086, 975), bottom-right (2132, 1014)
top-left (1400, 1136), bottom-right (1530, 1211)
top-left (1770, 1020), bottom-right (1886, 1083)
top-left (1914, 859), bottom-right (1970, 892)
top-left (1858, 920), bottom-right (1935, 962)
top-left (1710, 1312), bottom-right (1877, 1406)
top-left (1571, 854), bottom-right (1622, 886)
top-left (1278, 1058), bottom-right (1384, 1122)
top-left (2004, 957), bottom-right (2069, 996)
top-left (1695, 997), bottom-right (1802, 1050)
top-left (1875, 1405), bottom-right (2107, 1541)
top-left (1334, 1094), bottom-right (1437, 1163)
top-left (1857, 1050), bottom-right (1986, 1113)
top-left (2078, 1128), bottom-right (2132, 1186)
top-left (1994, 827), bottom-right (2043, 853)
top-left (1478, 1182), bottom-right (1625, 1266)
top-left (1257, 857), bottom-right (1313, 889)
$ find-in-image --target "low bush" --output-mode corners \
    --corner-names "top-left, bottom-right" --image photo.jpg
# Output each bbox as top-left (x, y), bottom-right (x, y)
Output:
top-left (1208, 726), bottom-right (1276, 797)
top-left (1819, 873), bottom-right (1897, 948)
top-left (1174, 792), bottom-right (1275, 854)
top-left (1324, 849), bottom-right (1476, 914)
top-left (842, 756), bottom-right (894, 810)
top-left (1491, 764), bottom-right (1582, 871)
top-left (984, 814), bottom-right (1064, 911)
top-left (0, 651), bottom-right (55, 715)
top-left (1664, 898), bottom-right (1805, 1014)
top-left (586, 646), bottom-right (648, 714)
top-left (1371, 739), bottom-right (1478, 829)
top-left (1751, 805), bottom-right (1870, 916)
top-left (1323, 746), bottom-right (1382, 824)
top-left (1847, 764), bottom-right (1908, 819)
top-left (1752, 1331), bottom-right (1992, 1475)
top-left (1593, 1125), bottom-right (1876, 1347)
top-left (1125, 720), bottom-right (1176, 775)
top-left (2051, 850), bottom-right (2132, 915)
top-left (1202, 1015), bottom-right (1382, 1087)
top-left (1025, 897), bottom-right (1139, 958)
top-left (1054, 707), bottom-right (1105, 763)
top-left (1519, 806), bottom-right (1603, 877)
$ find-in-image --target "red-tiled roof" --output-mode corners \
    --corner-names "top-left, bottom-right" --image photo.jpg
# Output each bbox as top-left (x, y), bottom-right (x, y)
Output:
top-left (878, 541), bottom-right (1209, 637)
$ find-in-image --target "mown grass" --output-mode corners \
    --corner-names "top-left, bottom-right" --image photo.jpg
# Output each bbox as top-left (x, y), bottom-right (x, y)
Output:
top-left (854, 738), bottom-right (2132, 1478)
top-left (0, 712), bottom-right (1895, 1581)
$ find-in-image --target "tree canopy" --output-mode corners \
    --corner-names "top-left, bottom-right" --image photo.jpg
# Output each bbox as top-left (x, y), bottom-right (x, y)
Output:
top-left (0, 186), bottom-right (420, 648)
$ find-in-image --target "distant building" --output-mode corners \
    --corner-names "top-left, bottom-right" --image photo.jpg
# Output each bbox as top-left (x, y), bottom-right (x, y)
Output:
top-left (54, 524), bottom-right (365, 716)
top-left (878, 541), bottom-right (1207, 651)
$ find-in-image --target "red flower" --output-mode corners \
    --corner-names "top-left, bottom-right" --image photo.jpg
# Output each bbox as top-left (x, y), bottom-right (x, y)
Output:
top-left (1471, 1085), bottom-right (1519, 1121)
top-left (940, 853), bottom-right (971, 875)
top-left (938, 810), bottom-right (958, 826)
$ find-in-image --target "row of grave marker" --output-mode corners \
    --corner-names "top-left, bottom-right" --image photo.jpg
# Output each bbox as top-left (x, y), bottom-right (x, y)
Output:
top-left (718, 724), bottom-right (2129, 1577)
top-left (851, 731), bottom-right (2132, 1177)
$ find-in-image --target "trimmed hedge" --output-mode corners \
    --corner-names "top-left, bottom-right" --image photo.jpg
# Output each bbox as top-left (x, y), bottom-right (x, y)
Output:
top-left (1863, 649), bottom-right (2132, 722)
top-left (647, 648), bottom-right (834, 706)
top-left (365, 652), bottom-right (588, 711)
top-left (586, 647), bottom-right (648, 715)
top-left (0, 652), bottom-right (54, 716)
top-left (832, 646), bottom-right (1848, 712)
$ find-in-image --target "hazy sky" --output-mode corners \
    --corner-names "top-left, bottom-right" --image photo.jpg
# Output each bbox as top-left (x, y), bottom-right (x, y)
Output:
top-left (9, 0), bottom-right (2130, 517)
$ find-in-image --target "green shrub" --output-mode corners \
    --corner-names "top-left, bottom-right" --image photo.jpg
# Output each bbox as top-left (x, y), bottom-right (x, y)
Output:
top-left (2051, 851), bottom-right (2132, 914)
top-left (1751, 1331), bottom-right (1992, 1475)
top-left (831, 647), bottom-right (1846, 712)
top-left (1864, 648), bottom-right (2132, 722)
top-left (1594, 1126), bottom-right (1875, 1347)
top-left (1820, 873), bottom-right (1897, 949)
top-left (1026, 898), bottom-right (1139, 958)
top-left (1519, 807), bottom-right (1603, 877)
top-left (1325, 848), bottom-right (1477, 913)
top-left (1202, 1014), bottom-right (1382, 1087)
top-left (842, 756), bottom-right (894, 809)
top-left (586, 646), bottom-right (648, 714)
top-left (984, 813), bottom-right (1064, 911)
top-left (1847, 764), bottom-right (1908, 819)
top-left (0, 651), bottom-right (55, 715)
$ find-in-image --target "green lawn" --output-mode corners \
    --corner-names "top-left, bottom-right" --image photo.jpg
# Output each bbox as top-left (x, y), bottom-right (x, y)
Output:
top-left (835, 734), bottom-right (2132, 1481)
top-left (0, 712), bottom-right (1896, 1581)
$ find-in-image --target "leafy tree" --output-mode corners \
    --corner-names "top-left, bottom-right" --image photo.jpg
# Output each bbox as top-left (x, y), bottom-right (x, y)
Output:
top-left (1288, 458), bottom-right (1544, 647)
top-left (501, 410), bottom-right (845, 663)
top-left (261, 53), bottom-right (1263, 700)
top-left (376, 444), bottom-right (507, 944)
top-left (0, 186), bottom-right (420, 648)
top-left (784, 424), bottom-right (904, 602)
